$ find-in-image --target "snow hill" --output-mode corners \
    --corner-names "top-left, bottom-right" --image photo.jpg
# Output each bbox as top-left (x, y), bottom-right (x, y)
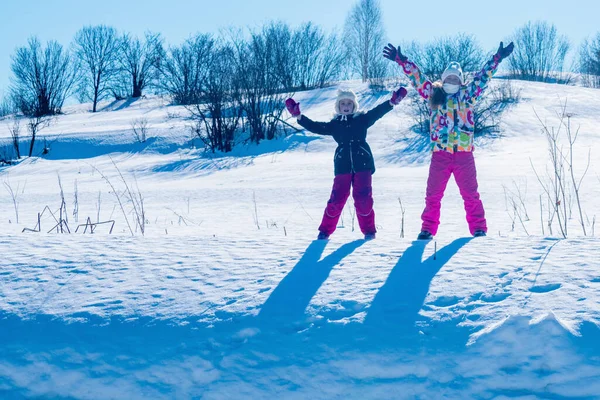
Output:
top-left (0, 79), bottom-right (600, 399)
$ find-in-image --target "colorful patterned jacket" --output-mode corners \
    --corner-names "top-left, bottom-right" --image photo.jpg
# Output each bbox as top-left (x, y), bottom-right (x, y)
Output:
top-left (397, 54), bottom-right (501, 153)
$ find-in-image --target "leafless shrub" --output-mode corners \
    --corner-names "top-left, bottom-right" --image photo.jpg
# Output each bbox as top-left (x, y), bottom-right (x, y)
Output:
top-left (157, 33), bottom-right (214, 105)
top-left (0, 95), bottom-right (16, 118)
top-left (3, 177), bottom-right (22, 223)
top-left (230, 30), bottom-right (287, 143)
top-left (73, 180), bottom-right (79, 223)
top-left (531, 101), bottom-right (591, 238)
top-left (93, 159), bottom-right (146, 235)
top-left (8, 118), bottom-right (21, 159)
top-left (403, 33), bottom-right (485, 82)
top-left (131, 117), bottom-right (149, 143)
top-left (10, 37), bottom-right (77, 117)
top-left (507, 21), bottom-right (571, 83)
top-left (186, 42), bottom-right (242, 152)
top-left (579, 33), bottom-right (600, 88)
top-left (293, 23), bottom-right (344, 90)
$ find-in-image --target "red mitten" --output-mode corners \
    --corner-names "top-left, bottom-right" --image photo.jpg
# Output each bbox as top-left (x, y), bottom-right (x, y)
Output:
top-left (285, 98), bottom-right (301, 117)
top-left (390, 87), bottom-right (408, 105)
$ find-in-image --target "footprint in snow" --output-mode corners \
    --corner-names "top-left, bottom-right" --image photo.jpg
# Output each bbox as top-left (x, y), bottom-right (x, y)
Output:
top-left (529, 283), bottom-right (561, 293)
top-left (431, 296), bottom-right (461, 307)
top-left (480, 292), bottom-right (511, 303)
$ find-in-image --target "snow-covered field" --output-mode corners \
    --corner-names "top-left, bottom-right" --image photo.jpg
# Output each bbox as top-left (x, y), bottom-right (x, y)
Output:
top-left (1, 79), bottom-right (599, 399)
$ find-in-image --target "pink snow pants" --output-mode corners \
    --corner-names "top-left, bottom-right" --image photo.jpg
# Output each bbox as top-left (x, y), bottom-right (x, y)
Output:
top-left (421, 151), bottom-right (487, 236)
top-left (319, 171), bottom-right (376, 236)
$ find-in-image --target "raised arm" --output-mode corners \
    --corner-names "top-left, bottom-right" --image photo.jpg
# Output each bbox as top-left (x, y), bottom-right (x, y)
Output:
top-left (362, 86), bottom-right (408, 128)
top-left (383, 44), bottom-right (432, 101)
top-left (466, 41), bottom-right (514, 101)
top-left (286, 98), bottom-right (333, 136)
top-left (297, 115), bottom-right (333, 136)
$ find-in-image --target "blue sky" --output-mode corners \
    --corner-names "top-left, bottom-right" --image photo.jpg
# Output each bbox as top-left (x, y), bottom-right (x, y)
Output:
top-left (1, 0), bottom-right (598, 97)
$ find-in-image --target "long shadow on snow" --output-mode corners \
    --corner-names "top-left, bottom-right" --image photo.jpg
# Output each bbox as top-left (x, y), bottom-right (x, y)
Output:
top-left (365, 238), bottom-right (471, 328)
top-left (8, 134), bottom-right (182, 161)
top-left (151, 133), bottom-right (320, 174)
top-left (258, 240), bottom-right (364, 324)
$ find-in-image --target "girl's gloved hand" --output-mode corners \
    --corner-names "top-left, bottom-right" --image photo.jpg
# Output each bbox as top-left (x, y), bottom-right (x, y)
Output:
top-left (390, 87), bottom-right (408, 105)
top-left (496, 41), bottom-right (515, 61)
top-left (383, 44), bottom-right (408, 63)
top-left (285, 98), bottom-right (301, 118)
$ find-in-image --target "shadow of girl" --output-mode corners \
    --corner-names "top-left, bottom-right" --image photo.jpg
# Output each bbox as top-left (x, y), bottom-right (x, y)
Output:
top-left (258, 240), bottom-right (365, 326)
top-left (364, 238), bottom-right (472, 332)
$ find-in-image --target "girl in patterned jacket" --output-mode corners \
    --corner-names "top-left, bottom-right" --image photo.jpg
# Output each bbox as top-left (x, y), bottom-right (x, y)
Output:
top-left (286, 87), bottom-right (407, 241)
top-left (383, 41), bottom-right (514, 239)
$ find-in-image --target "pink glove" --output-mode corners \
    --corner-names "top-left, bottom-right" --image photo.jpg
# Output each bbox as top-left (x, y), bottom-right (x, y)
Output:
top-left (285, 98), bottom-right (301, 117)
top-left (390, 87), bottom-right (408, 105)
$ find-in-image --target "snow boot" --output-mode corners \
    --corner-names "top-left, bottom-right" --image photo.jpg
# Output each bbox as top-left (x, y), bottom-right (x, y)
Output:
top-left (473, 230), bottom-right (487, 237)
top-left (364, 232), bottom-right (376, 241)
top-left (417, 231), bottom-right (433, 240)
top-left (317, 231), bottom-right (330, 240)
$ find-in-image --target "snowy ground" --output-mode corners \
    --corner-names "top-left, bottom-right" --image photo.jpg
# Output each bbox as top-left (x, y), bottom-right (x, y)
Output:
top-left (1, 79), bottom-right (600, 399)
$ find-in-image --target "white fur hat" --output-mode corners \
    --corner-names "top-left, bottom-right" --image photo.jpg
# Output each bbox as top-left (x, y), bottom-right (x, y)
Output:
top-left (441, 62), bottom-right (464, 84)
top-left (335, 89), bottom-right (359, 114)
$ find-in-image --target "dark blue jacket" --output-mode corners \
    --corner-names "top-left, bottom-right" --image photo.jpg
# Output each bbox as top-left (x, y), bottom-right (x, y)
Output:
top-left (298, 100), bottom-right (393, 175)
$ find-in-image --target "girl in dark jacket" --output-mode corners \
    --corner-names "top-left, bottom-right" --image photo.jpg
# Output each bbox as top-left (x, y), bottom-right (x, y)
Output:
top-left (285, 87), bottom-right (407, 240)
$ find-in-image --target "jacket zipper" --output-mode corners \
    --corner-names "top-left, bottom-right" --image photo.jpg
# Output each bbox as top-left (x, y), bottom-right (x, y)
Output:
top-left (453, 100), bottom-right (459, 152)
top-left (349, 141), bottom-right (355, 172)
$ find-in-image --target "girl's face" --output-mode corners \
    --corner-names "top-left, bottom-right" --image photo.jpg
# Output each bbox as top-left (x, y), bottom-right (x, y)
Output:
top-left (443, 75), bottom-right (461, 85)
top-left (339, 99), bottom-right (355, 115)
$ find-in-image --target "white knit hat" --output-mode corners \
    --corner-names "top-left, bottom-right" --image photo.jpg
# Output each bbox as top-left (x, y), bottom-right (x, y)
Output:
top-left (441, 62), bottom-right (464, 84)
top-left (335, 89), bottom-right (359, 114)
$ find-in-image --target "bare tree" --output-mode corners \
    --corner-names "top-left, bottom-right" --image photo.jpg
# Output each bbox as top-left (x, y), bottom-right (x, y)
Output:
top-left (403, 34), bottom-right (485, 82)
top-left (344, 0), bottom-right (388, 84)
top-left (157, 34), bottom-right (214, 105)
top-left (252, 22), bottom-right (344, 92)
top-left (10, 37), bottom-right (77, 117)
top-left (262, 22), bottom-right (296, 91)
top-left (508, 21), bottom-right (571, 82)
top-left (74, 25), bottom-right (121, 112)
top-left (293, 23), bottom-right (343, 90)
top-left (579, 33), bottom-right (600, 88)
top-left (231, 29), bottom-right (287, 144)
top-left (118, 32), bottom-right (163, 98)
top-left (188, 43), bottom-right (242, 153)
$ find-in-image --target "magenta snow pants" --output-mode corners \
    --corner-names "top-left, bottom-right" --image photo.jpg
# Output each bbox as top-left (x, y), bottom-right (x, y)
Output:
top-left (319, 171), bottom-right (376, 236)
top-left (421, 151), bottom-right (487, 236)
